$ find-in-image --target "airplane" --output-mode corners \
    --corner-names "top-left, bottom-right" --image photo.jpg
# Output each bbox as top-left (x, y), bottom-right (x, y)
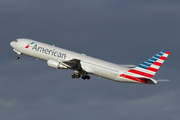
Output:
top-left (10, 38), bottom-right (170, 84)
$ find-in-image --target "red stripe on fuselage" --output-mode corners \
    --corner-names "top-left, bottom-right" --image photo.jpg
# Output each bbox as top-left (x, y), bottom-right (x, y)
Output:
top-left (120, 74), bottom-right (148, 84)
top-left (128, 69), bottom-right (154, 78)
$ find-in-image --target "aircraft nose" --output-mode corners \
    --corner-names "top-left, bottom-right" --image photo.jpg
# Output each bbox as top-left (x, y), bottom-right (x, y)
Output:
top-left (10, 41), bottom-right (15, 47)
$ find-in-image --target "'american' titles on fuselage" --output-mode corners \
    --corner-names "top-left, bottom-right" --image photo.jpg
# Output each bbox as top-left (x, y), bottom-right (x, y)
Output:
top-left (32, 44), bottom-right (66, 59)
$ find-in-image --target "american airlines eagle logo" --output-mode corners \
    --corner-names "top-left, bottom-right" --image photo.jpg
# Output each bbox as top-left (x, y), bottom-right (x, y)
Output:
top-left (25, 42), bottom-right (35, 48)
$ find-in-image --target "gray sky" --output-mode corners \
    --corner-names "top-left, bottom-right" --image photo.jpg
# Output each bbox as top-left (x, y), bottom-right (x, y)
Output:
top-left (1, 0), bottom-right (180, 120)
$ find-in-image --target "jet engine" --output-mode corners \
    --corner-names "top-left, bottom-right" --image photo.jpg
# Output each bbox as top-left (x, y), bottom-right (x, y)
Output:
top-left (47, 58), bottom-right (67, 69)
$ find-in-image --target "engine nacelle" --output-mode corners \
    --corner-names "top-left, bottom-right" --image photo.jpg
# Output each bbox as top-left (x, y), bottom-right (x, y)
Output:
top-left (47, 59), bottom-right (67, 69)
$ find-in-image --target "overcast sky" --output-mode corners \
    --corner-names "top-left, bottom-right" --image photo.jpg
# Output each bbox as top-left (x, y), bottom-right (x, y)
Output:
top-left (1, 0), bottom-right (180, 120)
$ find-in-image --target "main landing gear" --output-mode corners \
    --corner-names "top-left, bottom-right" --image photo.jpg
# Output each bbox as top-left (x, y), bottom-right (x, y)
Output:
top-left (82, 75), bottom-right (90, 80)
top-left (71, 74), bottom-right (90, 80)
top-left (71, 70), bottom-right (90, 80)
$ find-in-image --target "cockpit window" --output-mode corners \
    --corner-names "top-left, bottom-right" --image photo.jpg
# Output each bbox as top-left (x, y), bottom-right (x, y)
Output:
top-left (15, 40), bottom-right (18, 42)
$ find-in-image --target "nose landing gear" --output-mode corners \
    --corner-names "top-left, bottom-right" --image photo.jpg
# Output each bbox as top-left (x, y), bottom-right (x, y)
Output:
top-left (13, 49), bottom-right (21, 59)
top-left (16, 56), bottom-right (20, 59)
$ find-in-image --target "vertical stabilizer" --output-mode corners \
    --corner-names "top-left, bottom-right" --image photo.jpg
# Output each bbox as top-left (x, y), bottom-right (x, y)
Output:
top-left (120, 50), bottom-right (170, 84)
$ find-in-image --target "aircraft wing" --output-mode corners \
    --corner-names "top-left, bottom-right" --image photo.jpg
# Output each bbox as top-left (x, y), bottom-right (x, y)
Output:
top-left (61, 59), bottom-right (81, 69)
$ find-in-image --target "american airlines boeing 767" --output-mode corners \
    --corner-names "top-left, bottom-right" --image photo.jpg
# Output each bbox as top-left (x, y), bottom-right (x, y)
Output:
top-left (10, 38), bottom-right (170, 84)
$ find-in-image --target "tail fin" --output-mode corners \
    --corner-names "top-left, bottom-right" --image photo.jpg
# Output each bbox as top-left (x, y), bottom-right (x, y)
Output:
top-left (120, 50), bottom-right (170, 84)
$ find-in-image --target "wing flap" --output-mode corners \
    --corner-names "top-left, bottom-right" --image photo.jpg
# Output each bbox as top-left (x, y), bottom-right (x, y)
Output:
top-left (62, 59), bottom-right (81, 69)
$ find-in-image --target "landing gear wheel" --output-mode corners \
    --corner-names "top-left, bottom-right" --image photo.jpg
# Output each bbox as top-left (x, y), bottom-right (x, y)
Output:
top-left (81, 75), bottom-right (90, 80)
top-left (76, 75), bottom-right (80, 79)
top-left (16, 56), bottom-right (20, 59)
top-left (72, 75), bottom-right (76, 79)
top-left (86, 76), bottom-right (90, 80)
top-left (82, 76), bottom-right (86, 80)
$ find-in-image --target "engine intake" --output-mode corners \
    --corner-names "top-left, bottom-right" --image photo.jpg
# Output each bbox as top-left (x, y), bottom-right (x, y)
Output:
top-left (47, 58), bottom-right (67, 69)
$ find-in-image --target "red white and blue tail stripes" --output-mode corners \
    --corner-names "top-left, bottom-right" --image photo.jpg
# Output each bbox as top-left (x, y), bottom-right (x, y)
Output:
top-left (120, 50), bottom-right (170, 84)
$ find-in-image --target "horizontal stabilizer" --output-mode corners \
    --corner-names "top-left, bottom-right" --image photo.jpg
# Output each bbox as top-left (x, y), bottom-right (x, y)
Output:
top-left (120, 65), bottom-right (137, 68)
